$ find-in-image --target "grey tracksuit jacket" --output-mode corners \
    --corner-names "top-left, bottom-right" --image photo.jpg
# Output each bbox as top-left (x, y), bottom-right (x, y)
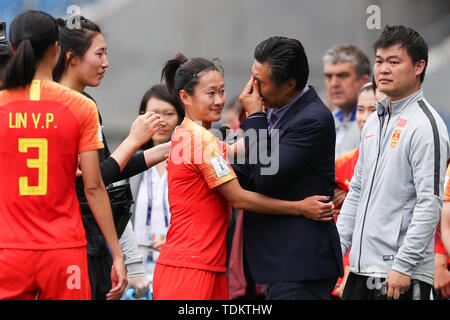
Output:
top-left (337, 90), bottom-right (450, 285)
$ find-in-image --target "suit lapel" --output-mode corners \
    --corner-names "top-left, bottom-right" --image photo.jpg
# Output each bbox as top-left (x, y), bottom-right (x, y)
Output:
top-left (272, 86), bottom-right (318, 135)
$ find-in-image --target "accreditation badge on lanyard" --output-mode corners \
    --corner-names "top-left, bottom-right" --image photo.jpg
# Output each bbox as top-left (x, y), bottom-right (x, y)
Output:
top-left (146, 169), bottom-right (169, 227)
top-left (144, 169), bottom-right (169, 264)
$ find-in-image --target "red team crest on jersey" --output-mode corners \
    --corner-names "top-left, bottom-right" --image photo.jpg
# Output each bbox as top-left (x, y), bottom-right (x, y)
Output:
top-left (391, 129), bottom-right (402, 148)
top-left (390, 118), bottom-right (407, 149)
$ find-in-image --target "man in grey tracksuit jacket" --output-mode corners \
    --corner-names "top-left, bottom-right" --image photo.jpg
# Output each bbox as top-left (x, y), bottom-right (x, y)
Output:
top-left (337, 89), bottom-right (450, 297)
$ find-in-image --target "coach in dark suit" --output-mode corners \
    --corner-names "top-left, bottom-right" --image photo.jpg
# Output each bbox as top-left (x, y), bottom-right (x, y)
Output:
top-left (233, 36), bottom-right (343, 300)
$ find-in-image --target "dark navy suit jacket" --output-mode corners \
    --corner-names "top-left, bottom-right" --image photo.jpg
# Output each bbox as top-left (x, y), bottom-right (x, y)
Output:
top-left (232, 86), bottom-right (343, 283)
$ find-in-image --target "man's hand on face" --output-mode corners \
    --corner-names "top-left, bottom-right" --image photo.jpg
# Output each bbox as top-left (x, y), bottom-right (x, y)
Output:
top-left (239, 77), bottom-right (264, 116)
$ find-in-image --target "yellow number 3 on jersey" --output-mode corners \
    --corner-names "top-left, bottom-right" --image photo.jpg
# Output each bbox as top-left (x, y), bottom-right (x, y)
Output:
top-left (18, 138), bottom-right (48, 196)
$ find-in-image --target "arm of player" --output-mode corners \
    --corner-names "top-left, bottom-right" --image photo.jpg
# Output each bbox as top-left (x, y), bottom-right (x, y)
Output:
top-left (434, 252), bottom-right (450, 299)
top-left (143, 141), bottom-right (171, 168)
top-left (79, 150), bottom-right (127, 300)
top-left (109, 112), bottom-right (163, 171)
top-left (442, 201), bottom-right (450, 254)
top-left (215, 178), bottom-right (334, 221)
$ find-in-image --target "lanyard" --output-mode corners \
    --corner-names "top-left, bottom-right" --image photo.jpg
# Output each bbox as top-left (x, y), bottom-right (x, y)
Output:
top-left (145, 168), bottom-right (169, 228)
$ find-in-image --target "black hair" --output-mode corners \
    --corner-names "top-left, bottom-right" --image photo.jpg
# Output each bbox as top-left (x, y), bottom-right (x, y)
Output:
top-left (138, 84), bottom-right (185, 150)
top-left (138, 84), bottom-right (184, 122)
top-left (161, 52), bottom-right (223, 102)
top-left (359, 82), bottom-right (376, 96)
top-left (0, 45), bottom-right (13, 84)
top-left (0, 45), bottom-right (13, 67)
top-left (373, 25), bottom-right (428, 83)
top-left (53, 16), bottom-right (101, 82)
top-left (254, 36), bottom-right (309, 90)
top-left (3, 10), bottom-right (59, 89)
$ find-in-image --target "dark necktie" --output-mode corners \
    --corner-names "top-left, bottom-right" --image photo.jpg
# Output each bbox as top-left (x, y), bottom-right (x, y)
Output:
top-left (268, 113), bottom-right (278, 133)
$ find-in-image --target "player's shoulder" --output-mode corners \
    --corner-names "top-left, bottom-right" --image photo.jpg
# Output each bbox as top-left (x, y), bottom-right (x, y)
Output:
top-left (41, 81), bottom-right (97, 111)
top-left (0, 85), bottom-right (26, 104)
top-left (337, 148), bottom-right (358, 163)
top-left (176, 118), bottom-right (216, 142)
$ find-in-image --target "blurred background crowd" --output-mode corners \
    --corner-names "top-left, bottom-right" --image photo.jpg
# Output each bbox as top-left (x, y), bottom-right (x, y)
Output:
top-left (1, 0), bottom-right (450, 147)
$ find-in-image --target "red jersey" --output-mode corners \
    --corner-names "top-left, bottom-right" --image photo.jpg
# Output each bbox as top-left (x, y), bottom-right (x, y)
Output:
top-left (335, 147), bottom-right (359, 192)
top-left (436, 165), bottom-right (450, 265)
top-left (157, 118), bottom-right (236, 272)
top-left (0, 80), bottom-right (103, 249)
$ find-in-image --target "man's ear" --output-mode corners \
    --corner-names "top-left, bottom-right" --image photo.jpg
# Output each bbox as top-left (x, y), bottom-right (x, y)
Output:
top-left (284, 78), bottom-right (297, 92)
top-left (10, 44), bottom-right (16, 54)
top-left (415, 59), bottom-right (426, 78)
top-left (360, 74), bottom-right (370, 85)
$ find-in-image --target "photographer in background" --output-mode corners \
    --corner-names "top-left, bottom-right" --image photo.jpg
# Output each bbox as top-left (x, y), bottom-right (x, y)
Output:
top-left (0, 22), bottom-right (13, 87)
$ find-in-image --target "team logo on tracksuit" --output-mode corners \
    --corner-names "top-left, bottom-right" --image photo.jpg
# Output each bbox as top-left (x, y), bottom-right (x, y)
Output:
top-left (390, 118), bottom-right (407, 149)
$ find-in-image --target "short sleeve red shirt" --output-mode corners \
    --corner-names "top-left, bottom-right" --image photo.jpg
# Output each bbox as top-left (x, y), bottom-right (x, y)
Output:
top-left (436, 165), bottom-right (450, 264)
top-left (335, 147), bottom-right (359, 192)
top-left (157, 118), bottom-right (237, 272)
top-left (0, 80), bottom-right (103, 249)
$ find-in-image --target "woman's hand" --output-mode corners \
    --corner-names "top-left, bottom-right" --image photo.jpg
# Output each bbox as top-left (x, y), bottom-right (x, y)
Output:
top-left (128, 112), bottom-right (163, 148)
top-left (297, 196), bottom-right (334, 221)
top-left (153, 239), bottom-right (166, 251)
top-left (106, 257), bottom-right (128, 300)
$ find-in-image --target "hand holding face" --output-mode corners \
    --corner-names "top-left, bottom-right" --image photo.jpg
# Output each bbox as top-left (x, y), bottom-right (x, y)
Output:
top-left (239, 77), bottom-right (264, 116)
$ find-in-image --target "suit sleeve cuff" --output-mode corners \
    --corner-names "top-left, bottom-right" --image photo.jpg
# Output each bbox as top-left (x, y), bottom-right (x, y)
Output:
top-left (240, 115), bottom-right (268, 131)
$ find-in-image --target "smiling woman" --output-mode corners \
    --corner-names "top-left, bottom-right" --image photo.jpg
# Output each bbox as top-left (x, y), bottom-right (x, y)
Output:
top-left (151, 53), bottom-right (336, 300)
top-left (162, 54), bottom-right (225, 129)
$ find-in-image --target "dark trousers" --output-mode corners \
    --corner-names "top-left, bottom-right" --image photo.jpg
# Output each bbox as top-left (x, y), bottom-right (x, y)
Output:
top-left (83, 214), bottom-right (113, 300)
top-left (87, 252), bottom-right (113, 300)
top-left (266, 278), bottom-right (337, 300)
top-left (342, 272), bottom-right (432, 300)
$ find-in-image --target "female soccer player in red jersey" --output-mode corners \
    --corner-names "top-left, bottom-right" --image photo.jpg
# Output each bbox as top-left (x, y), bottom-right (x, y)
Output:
top-left (152, 53), bottom-right (335, 300)
top-left (53, 16), bottom-right (169, 300)
top-left (0, 10), bottom-right (126, 300)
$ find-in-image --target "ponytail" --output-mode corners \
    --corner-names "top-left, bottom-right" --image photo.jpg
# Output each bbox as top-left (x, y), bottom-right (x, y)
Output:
top-left (161, 52), bottom-right (222, 104)
top-left (161, 52), bottom-right (188, 98)
top-left (4, 39), bottom-right (35, 88)
top-left (3, 10), bottom-right (58, 89)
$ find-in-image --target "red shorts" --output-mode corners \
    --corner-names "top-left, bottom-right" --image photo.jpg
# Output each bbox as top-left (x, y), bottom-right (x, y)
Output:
top-left (153, 263), bottom-right (228, 300)
top-left (0, 247), bottom-right (91, 300)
